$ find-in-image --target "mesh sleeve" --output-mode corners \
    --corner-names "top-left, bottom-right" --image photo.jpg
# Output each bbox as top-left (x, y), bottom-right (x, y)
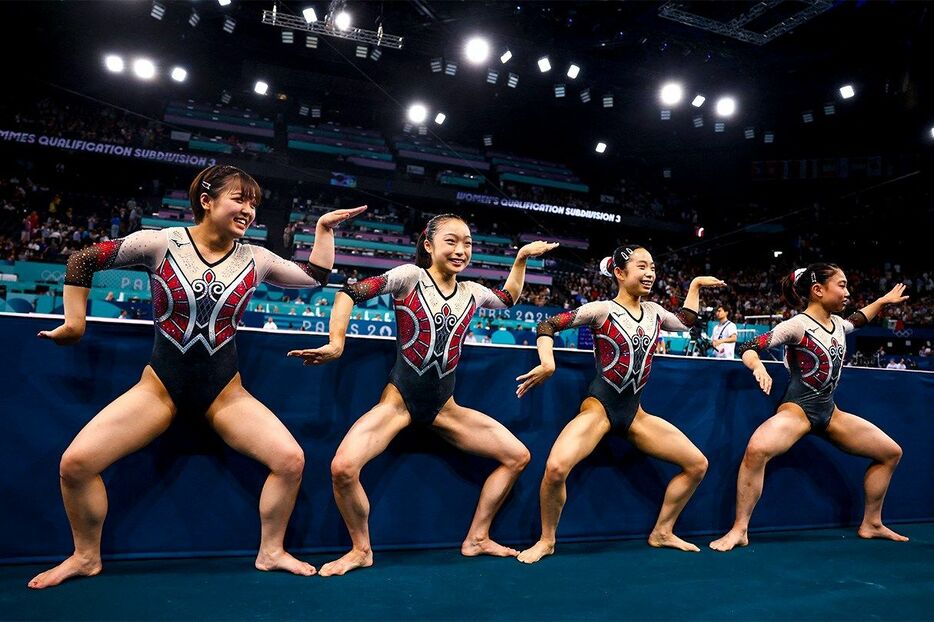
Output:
top-left (64, 230), bottom-right (165, 288)
top-left (651, 302), bottom-right (699, 331)
top-left (340, 264), bottom-right (421, 305)
top-left (737, 317), bottom-right (805, 355)
top-left (253, 245), bottom-right (330, 288)
top-left (466, 281), bottom-right (515, 309)
top-left (845, 310), bottom-right (869, 332)
top-left (537, 301), bottom-right (607, 339)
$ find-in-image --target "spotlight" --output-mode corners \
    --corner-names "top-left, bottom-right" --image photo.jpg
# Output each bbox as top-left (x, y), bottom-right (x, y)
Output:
top-left (659, 82), bottom-right (683, 106)
top-left (302, 7), bottom-right (318, 23)
top-left (602, 95), bottom-right (613, 108)
top-left (170, 67), bottom-right (187, 82)
top-left (486, 69), bottom-right (499, 84)
top-left (132, 58), bottom-right (156, 80)
top-left (254, 80), bottom-right (269, 95)
top-left (223, 17), bottom-right (236, 33)
top-left (407, 103), bottom-right (428, 124)
top-left (567, 64), bottom-right (580, 79)
top-left (715, 97), bottom-right (736, 117)
top-left (465, 37), bottom-right (490, 64)
top-left (370, 48), bottom-right (382, 61)
top-left (150, 1), bottom-right (165, 20)
top-left (445, 61), bottom-right (457, 76)
top-left (537, 56), bottom-right (551, 72)
top-left (282, 31), bottom-right (294, 44)
top-left (554, 84), bottom-right (565, 98)
top-left (435, 113), bottom-right (446, 125)
top-left (580, 88), bottom-right (591, 103)
top-left (104, 54), bottom-right (124, 73)
top-left (930, 127), bottom-right (934, 139)
top-left (430, 57), bottom-right (443, 73)
top-left (334, 11), bottom-right (351, 31)
top-left (691, 95), bottom-right (705, 107)
top-left (595, 142), bottom-right (607, 154)
top-left (218, 0), bottom-right (231, 5)
top-left (356, 45), bottom-right (368, 58)
top-left (500, 50), bottom-right (512, 64)
top-left (507, 72), bottom-right (518, 88)
top-left (306, 34), bottom-right (318, 48)
top-left (188, 9), bottom-right (200, 27)
top-left (839, 84), bottom-right (855, 99)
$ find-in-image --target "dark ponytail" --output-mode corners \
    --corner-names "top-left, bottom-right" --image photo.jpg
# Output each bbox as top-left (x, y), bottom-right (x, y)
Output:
top-left (598, 244), bottom-right (645, 278)
top-left (414, 213), bottom-right (467, 269)
top-left (781, 263), bottom-right (841, 307)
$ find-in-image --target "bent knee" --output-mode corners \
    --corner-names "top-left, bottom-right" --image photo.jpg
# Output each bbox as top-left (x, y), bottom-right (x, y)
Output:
top-left (744, 442), bottom-right (775, 466)
top-left (884, 443), bottom-right (903, 465)
top-left (59, 450), bottom-right (98, 483)
top-left (543, 459), bottom-right (571, 484)
top-left (270, 446), bottom-right (305, 479)
top-left (685, 454), bottom-right (709, 481)
top-left (330, 454), bottom-right (360, 484)
top-left (505, 446), bottom-right (531, 472)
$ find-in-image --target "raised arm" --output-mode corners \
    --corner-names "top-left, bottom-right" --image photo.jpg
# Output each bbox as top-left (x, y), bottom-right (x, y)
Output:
top-left (501, 241), bottom-right (559, 304)
top-left (845, 283), bottom-right (909, 329)
top-left (40, 230), bottom-right (166, 345)
top-left (308, 205), bottom-right (367, 272)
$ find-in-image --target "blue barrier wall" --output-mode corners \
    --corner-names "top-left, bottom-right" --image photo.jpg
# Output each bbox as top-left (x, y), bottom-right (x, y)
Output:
top-left (1, 314), bottom-right (932, 563)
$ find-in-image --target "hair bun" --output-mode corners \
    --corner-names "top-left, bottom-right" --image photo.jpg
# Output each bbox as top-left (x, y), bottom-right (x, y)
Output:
top-left (599, 256), bottom-right (614, 277)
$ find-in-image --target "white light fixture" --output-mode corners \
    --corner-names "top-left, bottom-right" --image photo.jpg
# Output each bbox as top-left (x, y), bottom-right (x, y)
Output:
top-left (660, 82), bottom-right (683, 106)
top-left (715, 96), bottom-right (736, 117)
top-left (407, 103), bottom-right (428, 124)
top-left (302, 7), bottom-right (318, 23)
top-left (132, 58), bottom-right (156, 80)
top-left (603, 95), bottom-right (613, 108)
top-left (223, 17), bottom-right (236, 33)
top-left (507, 72), bottom-right (518, 88)
top-left (567, 64), bottom-right (580, 79)
top-left (537, 56), bottom-right (551, 72)
top-left (595, 142), bottom-right (607, 154)
top-left (930, 127), bottom-right (934, 139)
top-left (464, 37), bottom-right (490, 64)
top-left (486, 69), bottom-right (499, 84)
top-left (839, 84), bottom-right (855, 99)
top-left (104, 54), bottom-right (124, 73)
top-left (170, 67), bottom-right (187, 82)
top-left (150, 1), bottom-right (165, 20)
top-left (254, 80), bottom-right (269, 95)
top-left (434, 113), bottom-right (446, 125)
top-left (218, 0), bottom-right (231, 6)
top-left (692, 95), bottom-right (705, 107)
top-left (500, 50), bottom-right (512, 64)
top-left (188, 9), bottom-right (200, 27)
top-left (282, 31), bottom-right (294, 44)
top-left (334, 11), bottom-right (351, 31)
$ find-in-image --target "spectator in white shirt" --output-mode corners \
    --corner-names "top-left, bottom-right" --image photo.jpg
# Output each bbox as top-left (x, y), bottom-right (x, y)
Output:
top-left (711, 304), bottom-right (738, 359)
top-left (262, 317), bottom-right (278, 331)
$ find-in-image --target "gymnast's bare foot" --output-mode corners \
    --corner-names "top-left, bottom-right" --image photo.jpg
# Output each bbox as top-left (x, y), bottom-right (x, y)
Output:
top-left (255, 549), bottom-right (316, 576)
top-left (27, 554), bottom-right (102, 589)
top-left (648, 530), bottom-right (701, 552)
top-left (461, 535), bottom-right (519, 557)
top-left (709, 528), bottom-right (749, 552)
top-left (858, 522), bottom-right (909, 542)
top-left (516, 539), bottom-right (555, 564)
top-left (318, 548), bottom-right (373, 576)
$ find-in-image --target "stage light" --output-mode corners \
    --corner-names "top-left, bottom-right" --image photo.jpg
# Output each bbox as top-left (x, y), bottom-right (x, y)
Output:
top-left (302, 7), bottom-right (318, 23)
top-left (170, 67), bottom-right (187, 82)
top-left (465, 37), bottom-right (490, 64)
top-left (254, 80), bottom-right (269, 95)
top-left (567, 64), bottom-right (580, 79)
top-left (554, 84), bottom-right (565, 98)
top-left (537, 56), bottom-right (551, 72)
top-left (223, 17), bottom-right (236, 33)
top-left (715, 97), bottom-right (736, 117)
top-left (595, 142), bottom-right (607, 154)
top-left (660, 82), bottom-right (683, 106)
top-left (507, 73), bottom-right (518, 88)
top-left (692, 95), bottom-right (705, 107)
top-left (839, 84), bottom-right (855, 99)
top-left (435, 113), bottom-right (446, 125)
top-left (407, 103), bottom-right (428, 124)
top-left (189, 9), bottom-right (200, 27)
top-left (150, 1), bottom-right (165, 20)
top-left (580, 88), bottom-right (591, 103)
top-left (487, 69), bottom-right (499, 84)
top-left (334, 11), bottom-right (351, 31)
top-left (282, 31), bottom-right (294, 44)
top-left (218, 0), bottom-right (231, 6)
top-left (132, 58), bottom-right (156, 80)
top-left (500, 50), bottom-right (512, 64)
top-left (104, 55), bottom-right (124, 73)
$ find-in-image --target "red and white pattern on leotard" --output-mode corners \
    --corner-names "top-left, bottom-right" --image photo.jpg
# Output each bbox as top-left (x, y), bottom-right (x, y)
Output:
top-left (395, 284), bottom-right (475, 377)
top-left (595, 315), bottom-right (660, 394)
top-left (210, 262), bottom-right (258, 349)
top-left (787, 331), bottom-right (842, 393)
top-left (151, 253), bottom-right (195, 347)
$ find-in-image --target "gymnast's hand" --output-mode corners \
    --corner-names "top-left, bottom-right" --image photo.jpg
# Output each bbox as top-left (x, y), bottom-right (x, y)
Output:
top-left (515, 363), bottom-right (555, 398)
top-left (287, 342), bottom-right (343, 366)
top-left (316, 205), bottom-right (368, 231)
top-left (38, 322), bottom-right (84, 346)
top-left (877, 283), bottom-right (909, 306)
top-left (752, 364), bottom-right (772, 395)
top-left (690, 276), bottom-right (727, 288)
top-left (517, 241), bottom-right (560, 260)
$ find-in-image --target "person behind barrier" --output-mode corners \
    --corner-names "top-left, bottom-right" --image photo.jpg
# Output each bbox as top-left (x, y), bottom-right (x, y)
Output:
top-left (514, 245), bottom-right (725, 562)
top-left (288, 213), bottom-right (557, 576)
top-left (711, 304), bottom-right (737, 359)
top-left (710, 264), bottom-right (910, 552)
top-left (28, 165), bottom-right (366, 589)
